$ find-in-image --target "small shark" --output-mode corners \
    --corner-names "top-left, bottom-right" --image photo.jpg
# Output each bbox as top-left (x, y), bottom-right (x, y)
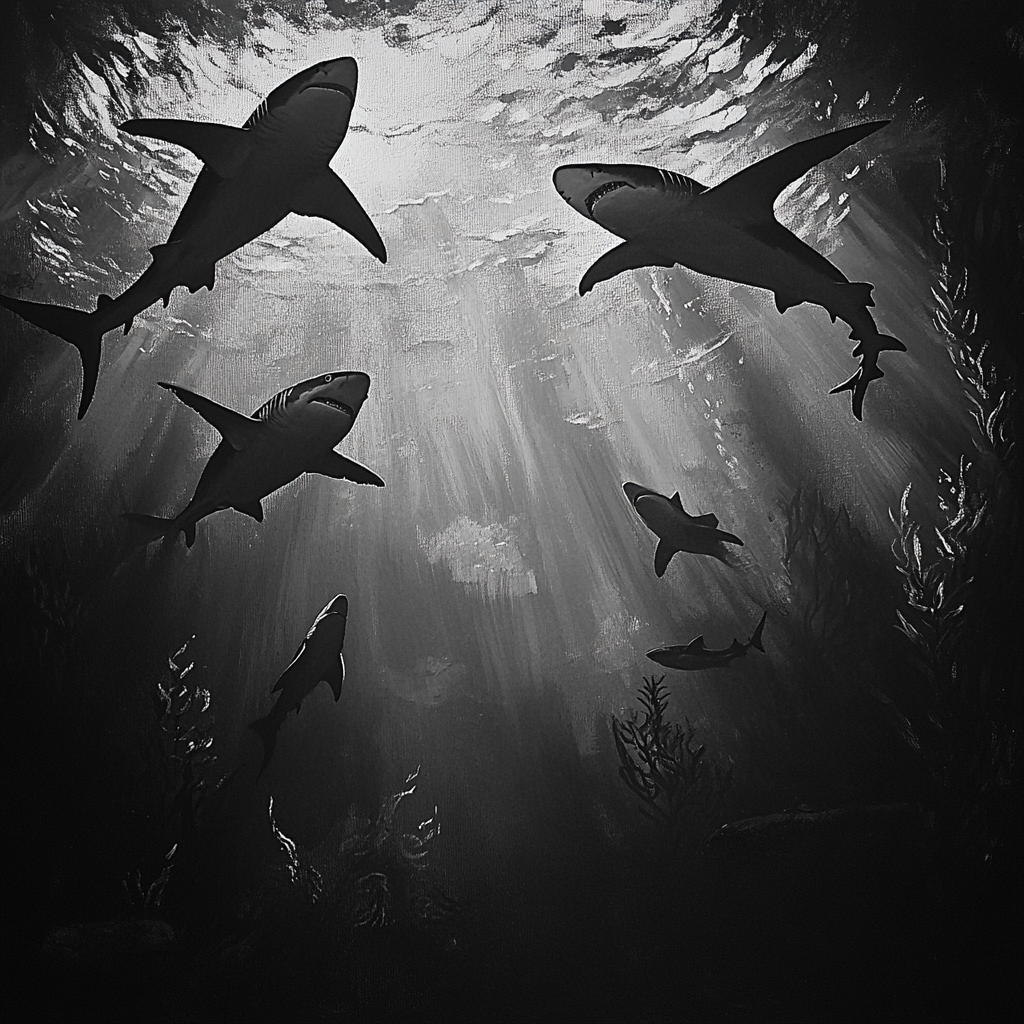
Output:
top-left (124, 371), bottom-right (383, 547)
top-left (553, 122), bottom-right (903, 418)
top-left (250, 594), bottom-right (348, 774)
top-left (623, 481), bottom-right (743, 577)
top-left (647, 610), bottom-right (767, 671)
top-left (0, 57), bottom-right (386, 418)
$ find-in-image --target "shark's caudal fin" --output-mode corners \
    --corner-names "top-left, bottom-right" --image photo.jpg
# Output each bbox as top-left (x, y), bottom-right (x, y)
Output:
top-left (0, 295), bottom-right (105, 418)
top-left (829, 333), bottom-right (905, 419)
top-left (749, 610), bottom-right (768, 653)
top-left (249, 715), bottom-right (280, 776)
top-left (122, 513), bottom-right (196, 548)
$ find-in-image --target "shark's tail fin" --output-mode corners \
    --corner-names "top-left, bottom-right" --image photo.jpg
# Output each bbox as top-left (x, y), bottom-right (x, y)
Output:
top-left (122, 512), bottom-right (194, 548)
top-left (249, 715), bottom-right (279, 777)
top-left (749, 609), bottom-right (768, 653)
top-left (0, 295), bottom-right (105, 418)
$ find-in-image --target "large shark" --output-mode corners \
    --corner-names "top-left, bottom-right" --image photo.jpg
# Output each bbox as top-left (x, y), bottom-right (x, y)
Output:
top-left (553, 122), bottom-right (903, 418)
top-left (250, 594), bottom-right (349, 774)
top-left (0, 57), bottom-right (386, 418)
top-left (124, 371), bottom-right (383, 547)
top-left (647, 610), bottom-right (767, 671)
top-left (623, 482), bottom-right (743, 577)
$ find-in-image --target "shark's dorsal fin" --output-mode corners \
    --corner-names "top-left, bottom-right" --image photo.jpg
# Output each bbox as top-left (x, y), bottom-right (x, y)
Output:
top-left (669, 492), bottom-right (684, 511)
top-left (693, 512), bottom-right (720, 528)
top-left (119, 119), bottom-right (253, 178)
top-left (684, 635), bottom-right (708, 651)
top-left (291, 170), bottom-right (387, 263)
top-left (579, 240), bottom-right (675, 296)
top-left (327, 654), bottom-right (345, 702)
top-left (698, 121), bottom-right (889, 225)
top-left (310, 451), bottom-right (385, 487)
top-left (654, 538), bottom-right (678, 578)
top-left (159, 382), bottom-right (261, 451)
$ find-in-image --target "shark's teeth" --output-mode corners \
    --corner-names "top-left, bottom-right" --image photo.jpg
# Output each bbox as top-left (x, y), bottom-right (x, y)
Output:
top-left (585, 181), bottom-right (633, 217)
top-left (312, 397), bottom-right (354, 417)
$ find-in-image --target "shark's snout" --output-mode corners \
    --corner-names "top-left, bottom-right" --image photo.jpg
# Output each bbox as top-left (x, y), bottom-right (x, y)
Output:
top-left (300, 57), bottom-right (358, 102)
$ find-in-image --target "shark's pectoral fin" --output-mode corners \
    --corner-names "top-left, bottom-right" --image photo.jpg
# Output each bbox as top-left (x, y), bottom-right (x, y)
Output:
top-left (654, 539), bottom-right (678, 578)
top-left (693, 512), bottom-right (720, 528)
top-left (579, 241), bottom-right (674, 296)
top-left (119, 119), bottom-right (253, 177)
top-left (159, 382), bottom-right (261, 451)
top-left (699, 121), bottom-right (889, 225)
top-left (235, 500), bottom-right (264, 522)
top-left (328, 654), bottom-right (345, 702)
top-left (311, 451), bottom-right (385, 487)
top-left (291, 170), bottom-right (387, 263)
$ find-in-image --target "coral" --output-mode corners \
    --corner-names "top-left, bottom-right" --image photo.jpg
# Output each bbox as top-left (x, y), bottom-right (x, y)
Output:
top-left (612, 676), bottom-right (732, 851)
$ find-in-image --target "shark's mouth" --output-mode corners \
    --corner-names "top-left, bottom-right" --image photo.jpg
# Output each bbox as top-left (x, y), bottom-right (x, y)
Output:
top-left (300, 83), bottom-right (355, 103)
top-left (585, 180), bottom-right (634, 217)
top-left (312, 397), bottom-right (356, 418)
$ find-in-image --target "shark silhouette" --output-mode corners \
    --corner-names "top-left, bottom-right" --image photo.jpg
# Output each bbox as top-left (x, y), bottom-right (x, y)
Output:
top-left (553, 122), bottom-right (903, 418)
top-left (647, 610), bottom-right (767, 671)
top-left (0, 57), bottom-right (385, 417)
top-left (250, 595), bottom-right (348, 775)
top-left (623, 482), bottom-right (743, 577)
top-left (124, 371), bottom-right (383, 547)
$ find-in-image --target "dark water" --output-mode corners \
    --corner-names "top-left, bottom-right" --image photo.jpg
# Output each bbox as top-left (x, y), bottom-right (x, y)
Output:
top-left (1, 2), bottom-right (1021, 1021)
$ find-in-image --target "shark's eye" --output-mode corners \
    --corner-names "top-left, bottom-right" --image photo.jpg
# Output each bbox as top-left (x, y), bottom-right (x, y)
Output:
top-left (324, 374), bottom-right (333, 382)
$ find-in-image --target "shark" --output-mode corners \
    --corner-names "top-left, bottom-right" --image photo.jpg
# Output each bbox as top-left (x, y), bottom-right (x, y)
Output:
top-left (0, 57), bottom-right (386, 418)
top-left (553, 121), bottom-right (903, 419)
top-left (647, 610), bottom-right (767, 671)
top-left (124, 371), bottom-right (383, 547)
top-left (250, 594), bottom-right (349, 774)
top-left (623, 482), bottom-right (743, 577)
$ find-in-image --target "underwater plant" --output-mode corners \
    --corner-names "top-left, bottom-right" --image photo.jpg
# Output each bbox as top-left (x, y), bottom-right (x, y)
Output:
top-left (887, 207), bottom-right (1020, 869)
top-left (128, 637), bottom-right (236, 918)
top-left (250, 767), bottom-right (454, 944)
top-left (612, 676), bottom-right (732, 852)
top-left (313, 766), bottom-right (453, 933)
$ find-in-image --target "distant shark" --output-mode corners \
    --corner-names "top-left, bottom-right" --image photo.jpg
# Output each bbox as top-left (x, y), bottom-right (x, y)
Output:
top-left (124, 371), bottom-right (383, 547)
top-left (623, 482), bottom-right (743, 577)
top-left (250, 594), bottom-right (348, 774)
top-left (647, 609), bottom-right (767, 671)
top-left (0, 57), bottom-right (386, 418)
top-left (553, 122), bottom-right (903, 418)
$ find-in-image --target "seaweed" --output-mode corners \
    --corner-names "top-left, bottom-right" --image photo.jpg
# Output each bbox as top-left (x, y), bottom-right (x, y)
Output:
top-left (312, 766), bottom-right (454, 935)
top-left (127, 637), bottom-right (236, 921)
top-left (612, 676), bottom-right (733, 852)
top-left (888, 206), bottom-right (1021, 869)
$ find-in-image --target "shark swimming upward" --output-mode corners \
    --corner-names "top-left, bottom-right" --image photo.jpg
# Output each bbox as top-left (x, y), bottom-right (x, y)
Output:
top-left (250, 594), bottom-right (349, 775)
top-left (623, 482), bottom-right (743, 577)
top-left (124, 371), bottom-right (383, 547)
top-left (553, 122), bottom-right (903, 419)
top-left (0, 57), bottom-right (386, 418)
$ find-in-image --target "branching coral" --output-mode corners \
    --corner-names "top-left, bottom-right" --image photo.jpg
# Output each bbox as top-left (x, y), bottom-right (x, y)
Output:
top-left (613, 677), bottom-right (732, 851)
